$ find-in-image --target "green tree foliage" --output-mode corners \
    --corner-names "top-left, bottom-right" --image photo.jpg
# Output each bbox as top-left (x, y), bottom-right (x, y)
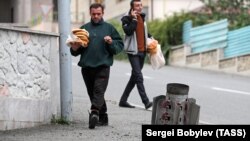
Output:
top-left (108, 20), bottom-right (124, 38)
top-left (108, 20), bottom-right (128, 60)
top-left (109, 0), bottom-right (250, 63)
top-left (200, 0), bottom-right (250, 30)
top-left (147, 12), bottom-right (196, 61)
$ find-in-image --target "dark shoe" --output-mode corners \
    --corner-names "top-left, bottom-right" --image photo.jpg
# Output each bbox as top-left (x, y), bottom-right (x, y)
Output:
top-left (89, 111), bottom-right (99, 129)
top-left (97, 113), bottom-right (108, 126)
top-left (145, 102), bottom-right (152, 110)
top-left (119, 101), bottom-right (135, 108)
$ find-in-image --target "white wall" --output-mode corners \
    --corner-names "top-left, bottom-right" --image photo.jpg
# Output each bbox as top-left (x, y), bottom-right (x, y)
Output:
top-left (152, 0), bottom-right (204, 20)
top-left (0, 27), bottom-right (60, 130)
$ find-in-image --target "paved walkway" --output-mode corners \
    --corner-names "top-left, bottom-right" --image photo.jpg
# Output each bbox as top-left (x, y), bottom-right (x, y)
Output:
top-left (0, 95), bottom-right (152, 141)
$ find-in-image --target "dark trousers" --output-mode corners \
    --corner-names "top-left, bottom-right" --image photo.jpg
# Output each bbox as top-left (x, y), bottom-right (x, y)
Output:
top-left (120, 52), bottom-right (149, 105)
top-left (81, 66), bottom-right (110, 114)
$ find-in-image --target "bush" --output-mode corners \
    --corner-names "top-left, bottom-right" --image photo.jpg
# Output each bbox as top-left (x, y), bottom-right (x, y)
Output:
top-left (108, 13), bottom-right (197, 64)
top-left (109, 4), bottom-right (250, 64)
top-left (108, 20), bottom-right (128, 61)
top-left (147, 12), bottom-right (196, 63)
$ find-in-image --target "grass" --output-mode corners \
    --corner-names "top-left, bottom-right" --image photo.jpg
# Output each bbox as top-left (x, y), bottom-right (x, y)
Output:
top-left (51, 115), bottom-right (70, 125)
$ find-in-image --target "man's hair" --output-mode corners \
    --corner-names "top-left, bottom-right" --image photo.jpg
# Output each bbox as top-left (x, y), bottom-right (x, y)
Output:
top-left (89, 3), bottom-right (104, 12)
top-left (130, 0), bottom-right (141, 8)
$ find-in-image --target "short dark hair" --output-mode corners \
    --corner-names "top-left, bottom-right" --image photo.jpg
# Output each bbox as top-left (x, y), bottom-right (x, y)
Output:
top-left (130, 0), bottom-right (141, 8)
top-left (89, 3), bottom-right (104, 12)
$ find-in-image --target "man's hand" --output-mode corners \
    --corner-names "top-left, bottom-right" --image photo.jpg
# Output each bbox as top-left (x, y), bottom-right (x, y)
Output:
top-left (104, 36), bottom-right (112, 44)
top-left (131, 9), bottom-right (137, 19)
top-left (70, 42), bottom-right (81, 51)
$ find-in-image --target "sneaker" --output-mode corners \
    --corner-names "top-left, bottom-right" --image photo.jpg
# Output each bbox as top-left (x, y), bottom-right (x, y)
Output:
top-left (89, 111), bottom-right (99, 129)
top-left (145, 102), bottom-right (153, 110)
top-left (97, 113), bottom-right (108, 126)
top-left (119, 101), bottom-right (135, 108)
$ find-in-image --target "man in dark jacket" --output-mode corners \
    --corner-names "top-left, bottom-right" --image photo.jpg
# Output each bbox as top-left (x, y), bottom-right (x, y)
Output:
top-left (70, 3), bottom-right (123, 129)
top-left (119, 0), bottom-right (153, 110)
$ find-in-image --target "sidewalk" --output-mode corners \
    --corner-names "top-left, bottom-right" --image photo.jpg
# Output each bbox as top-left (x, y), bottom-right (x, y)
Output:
top-left (0, 95), bottom-right (152, 141)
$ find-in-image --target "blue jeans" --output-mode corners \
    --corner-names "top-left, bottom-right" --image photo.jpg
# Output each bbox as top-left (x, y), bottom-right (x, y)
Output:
top-left (120, 52), bottom-right (150, 105)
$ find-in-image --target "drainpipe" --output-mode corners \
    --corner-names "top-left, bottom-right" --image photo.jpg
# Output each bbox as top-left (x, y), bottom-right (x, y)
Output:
top-left (58, 0), bottom-right (73, 122)
top-left (151, 0), bottom-right (154, 20)
top-left (76, 0), bottom-right (79, 22)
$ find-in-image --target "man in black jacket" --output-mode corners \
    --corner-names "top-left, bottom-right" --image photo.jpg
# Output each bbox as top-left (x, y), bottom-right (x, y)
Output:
top-left (119, 0), bottom-right (153, 110)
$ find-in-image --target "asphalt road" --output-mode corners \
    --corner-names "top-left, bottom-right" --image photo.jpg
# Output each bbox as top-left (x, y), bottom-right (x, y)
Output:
top-left (72, 59), bottom-right (250, 125)
top-left (1, 57), bottom-right (249, 141)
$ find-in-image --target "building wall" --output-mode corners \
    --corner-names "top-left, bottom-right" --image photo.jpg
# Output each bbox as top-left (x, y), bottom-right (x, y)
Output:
top-left (1, 0), bottom-right (205, 32)
top-left (13, 0), bottom-right (31, 23)
top-left (74, 0), bottom-right (131, 23)
top-left (71, 0), bottom-right (89, 24)
top-left (9, 0), bottom-right (53, 26)
top-left (149, 0), bottom-right (204, 20)
top-left (70, 0), bottom-right (151, 24)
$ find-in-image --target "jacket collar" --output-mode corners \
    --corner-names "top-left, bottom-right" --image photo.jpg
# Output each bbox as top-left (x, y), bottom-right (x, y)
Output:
top-left (140, 13), bottom-right (146, 19)
top-left (91, 18), bottom-right (104, 26)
